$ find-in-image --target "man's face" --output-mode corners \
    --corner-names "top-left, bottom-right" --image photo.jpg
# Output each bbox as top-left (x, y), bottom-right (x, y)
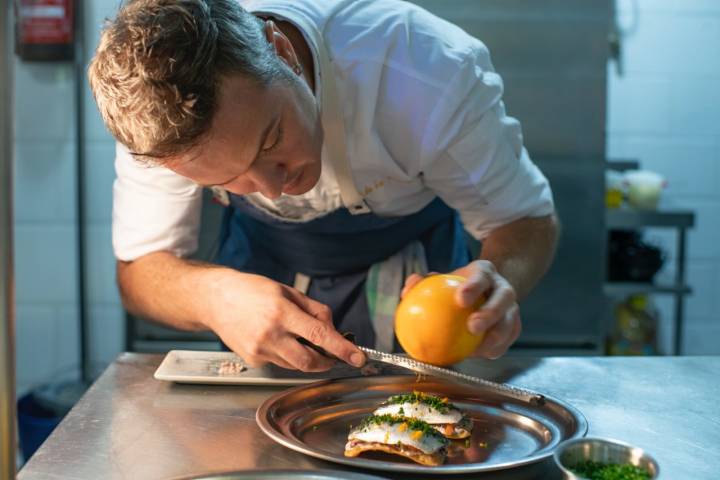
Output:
top-left (168, 73), bottom-right (322, 199)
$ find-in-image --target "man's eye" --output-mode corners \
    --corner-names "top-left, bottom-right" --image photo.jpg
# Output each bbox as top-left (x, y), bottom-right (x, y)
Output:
top-left (262, 125), bottom-right (283, 153)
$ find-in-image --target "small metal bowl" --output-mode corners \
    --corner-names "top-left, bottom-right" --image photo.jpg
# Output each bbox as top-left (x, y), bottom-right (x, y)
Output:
top-left (554, 437), bottom-right (659, 479)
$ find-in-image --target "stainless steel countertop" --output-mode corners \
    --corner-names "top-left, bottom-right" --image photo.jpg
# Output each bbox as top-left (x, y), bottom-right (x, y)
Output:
top-left (18, 354), bottom-right (720, 479)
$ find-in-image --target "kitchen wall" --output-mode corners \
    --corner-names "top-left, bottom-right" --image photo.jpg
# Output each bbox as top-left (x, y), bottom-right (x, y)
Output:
top-left (13, 58), bottom-right (80, 396)
top-left (607, 0), bottom-right (720, 354)
top-left (13, 0), bottom-right (720, 394)
top-left (81, 1), bottom-right (127, 377)
top-left (13, 0), bottom-right (124, 396)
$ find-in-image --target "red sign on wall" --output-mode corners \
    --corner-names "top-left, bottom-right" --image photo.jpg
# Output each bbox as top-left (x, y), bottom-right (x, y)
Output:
top-left (18, 0), bottom-right (73, 44)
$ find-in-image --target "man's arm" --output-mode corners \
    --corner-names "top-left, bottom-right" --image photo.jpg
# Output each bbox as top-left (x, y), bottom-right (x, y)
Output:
top-left (477, 213), bottom-right (559, 301)
top-left (118, 252), bottom-right (365, 370)
top-left (117, 252), bottom-right (220, 331)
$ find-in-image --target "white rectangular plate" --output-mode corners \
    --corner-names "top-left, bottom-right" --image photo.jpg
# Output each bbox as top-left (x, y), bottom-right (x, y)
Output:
top-left (154, 350), bottom-right (401, 386)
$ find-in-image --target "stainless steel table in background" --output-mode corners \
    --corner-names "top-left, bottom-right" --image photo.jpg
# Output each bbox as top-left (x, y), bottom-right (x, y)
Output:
top-left (18, 354), bottom-right (720, 479)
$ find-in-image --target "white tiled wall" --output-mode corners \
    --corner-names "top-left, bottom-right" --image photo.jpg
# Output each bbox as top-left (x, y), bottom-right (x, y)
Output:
top-left (607, 0), bottom-right (720, 354)
top-left (81, 0), bottom-right (126, 379)
top-left (13, 0), bottom-right (124, 396)
top-left (13, 60), bottom-right (80, 396)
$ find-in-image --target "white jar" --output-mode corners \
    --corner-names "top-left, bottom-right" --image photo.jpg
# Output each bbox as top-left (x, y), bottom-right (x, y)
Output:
top-left (624, 170), bottom-right (666, 210)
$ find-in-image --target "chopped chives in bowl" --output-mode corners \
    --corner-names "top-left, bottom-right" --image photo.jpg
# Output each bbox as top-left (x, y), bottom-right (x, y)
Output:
top-left (570, 460), bottom-right (652, 480)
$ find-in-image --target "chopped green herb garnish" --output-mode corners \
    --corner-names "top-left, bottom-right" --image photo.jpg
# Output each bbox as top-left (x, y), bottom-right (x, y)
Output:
top-left (312, 425), bottom-right (318, 431)
top-left (570, 460), bottom-right (651, 480)
top-left (386, 391), bottom-right (454, 413)
top-left (357, 414), bottom-right (448, 444)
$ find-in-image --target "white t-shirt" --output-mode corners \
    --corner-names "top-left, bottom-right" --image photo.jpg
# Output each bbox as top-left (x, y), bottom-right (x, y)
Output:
top-left (112, 0), bottom-right (554, 261)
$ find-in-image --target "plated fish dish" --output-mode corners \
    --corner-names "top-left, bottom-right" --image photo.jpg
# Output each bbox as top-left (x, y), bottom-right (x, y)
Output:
top-left (344, 391), bottom-right (473, 466)
top-left (373, 391), bottom-right (473, 439)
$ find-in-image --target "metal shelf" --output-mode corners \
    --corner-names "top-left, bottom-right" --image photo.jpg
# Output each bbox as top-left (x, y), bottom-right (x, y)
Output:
top-left (605, 159), bottom-right (640, 171)
top-left (604, 282), bottom-right (692, 296)
top-left (604, 207), bottom-right (695, 355)
top-left (606, 209), bottom-right (695, 229)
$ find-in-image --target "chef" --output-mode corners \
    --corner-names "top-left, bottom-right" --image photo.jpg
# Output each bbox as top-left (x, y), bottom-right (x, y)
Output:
top-left (88, 0), bottom-right (558, 372)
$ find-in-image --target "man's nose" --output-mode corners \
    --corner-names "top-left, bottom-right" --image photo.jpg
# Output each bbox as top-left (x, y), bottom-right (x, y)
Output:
top-left (250, 165), bottom-right (287, 200)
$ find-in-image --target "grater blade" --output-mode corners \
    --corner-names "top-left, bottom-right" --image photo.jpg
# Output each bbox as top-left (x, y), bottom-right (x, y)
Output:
top-left (357, 346), bottom-right (545, 406)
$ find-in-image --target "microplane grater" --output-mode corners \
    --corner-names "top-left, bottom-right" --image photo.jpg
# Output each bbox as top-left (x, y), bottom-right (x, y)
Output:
top-left (357, 346), bottom-right (546, 406)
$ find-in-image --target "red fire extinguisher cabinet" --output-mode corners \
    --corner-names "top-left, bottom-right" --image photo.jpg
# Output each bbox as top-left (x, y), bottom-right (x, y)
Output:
top-left (15, 0), bottom-right (74, 61)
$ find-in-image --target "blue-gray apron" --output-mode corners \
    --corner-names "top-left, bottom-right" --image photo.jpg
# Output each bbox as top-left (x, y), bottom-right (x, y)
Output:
top-left (214, 195), bottom-right (470, 348)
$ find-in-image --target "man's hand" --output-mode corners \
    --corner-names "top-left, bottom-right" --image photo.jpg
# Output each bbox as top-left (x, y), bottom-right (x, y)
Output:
top-left (206, 270), bottom-right (366, 371)
top-left (401, 260), bottom-right (521, 359)
top-left (399, 214), bottom-right (558, 360)
top-left (118, 252), bottom-right (366, 373)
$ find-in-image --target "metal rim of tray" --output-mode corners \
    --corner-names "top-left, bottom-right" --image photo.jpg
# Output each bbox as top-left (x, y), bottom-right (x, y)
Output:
top-left (256, 375), bottom-right (588, 475)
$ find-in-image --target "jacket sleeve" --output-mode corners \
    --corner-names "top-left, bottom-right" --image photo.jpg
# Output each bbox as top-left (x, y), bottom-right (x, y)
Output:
top-left (419, 45), bottom-right (555, 240)
top-left (112, 143), bottom-right (203, 261)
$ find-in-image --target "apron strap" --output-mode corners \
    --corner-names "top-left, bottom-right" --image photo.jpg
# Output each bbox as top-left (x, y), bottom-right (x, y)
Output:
top-left (316, 32), bottom-right (371, 215)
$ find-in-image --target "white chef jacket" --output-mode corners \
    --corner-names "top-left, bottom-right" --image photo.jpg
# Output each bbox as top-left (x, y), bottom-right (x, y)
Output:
top-left (112, 0), bottom-right (554, 262)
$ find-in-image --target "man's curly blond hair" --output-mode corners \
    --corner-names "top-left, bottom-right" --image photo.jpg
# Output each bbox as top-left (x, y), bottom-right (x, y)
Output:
top-left (88, 0), bottom-right (288, 162)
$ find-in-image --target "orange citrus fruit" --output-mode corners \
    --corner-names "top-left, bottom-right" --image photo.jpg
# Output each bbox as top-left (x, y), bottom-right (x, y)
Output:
top-left (395, 274), bottom-right (485, 366)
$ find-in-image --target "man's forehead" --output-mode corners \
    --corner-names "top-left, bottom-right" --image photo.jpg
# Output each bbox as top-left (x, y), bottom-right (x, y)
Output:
top-left (165, 77), bottom-right (275, 178)
top-left (211, 76), bottom-right (273, 147)
top-left (216, 75), bottom-right (271, 120)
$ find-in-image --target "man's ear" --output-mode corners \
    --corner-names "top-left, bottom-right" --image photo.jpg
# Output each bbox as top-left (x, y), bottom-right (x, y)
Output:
top-left (264, 20), bottom-right (299, 70)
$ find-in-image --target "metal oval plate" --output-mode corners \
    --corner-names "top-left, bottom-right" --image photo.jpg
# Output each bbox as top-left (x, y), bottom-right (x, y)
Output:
top-left (256, 375), bottom-right (587, 474)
